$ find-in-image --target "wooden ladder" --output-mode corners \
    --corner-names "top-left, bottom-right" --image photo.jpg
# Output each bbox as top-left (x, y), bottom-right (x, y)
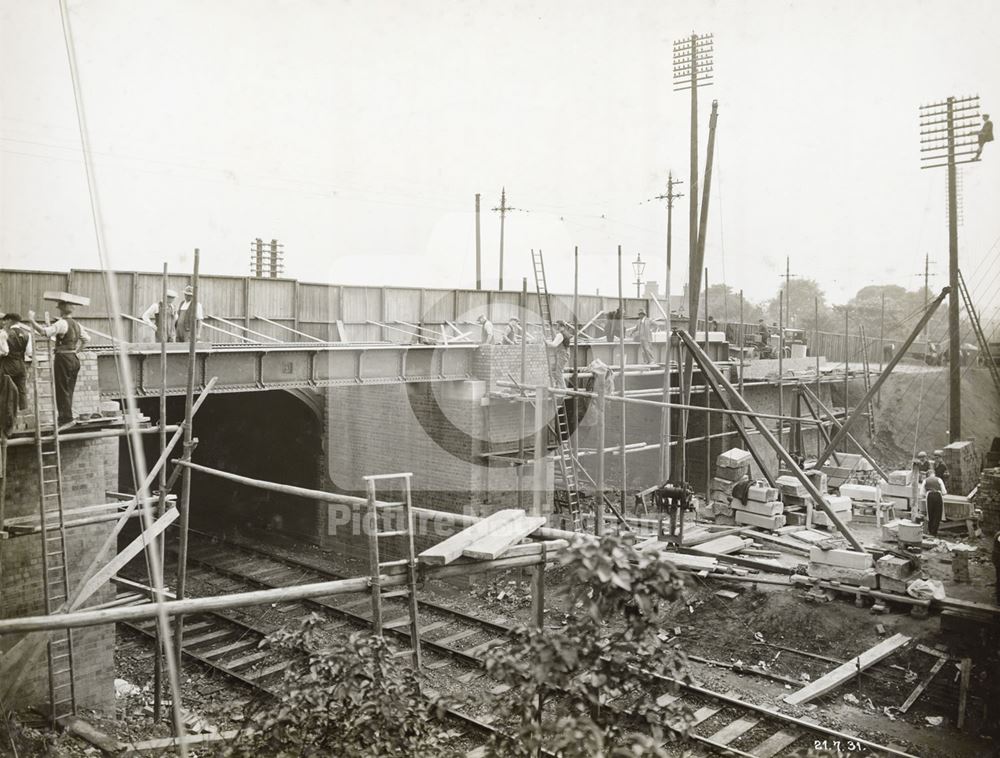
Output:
top-left (364, 472), bottom-right (422, 671)
top-left (530, 250), bottom-right (583, 529)
top-left (30, 335), bottom-right (77, 724)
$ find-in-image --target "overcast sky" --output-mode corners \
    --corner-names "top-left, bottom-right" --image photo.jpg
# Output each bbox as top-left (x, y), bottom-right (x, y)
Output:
top-left (1, 0), bottom-right (998, 315)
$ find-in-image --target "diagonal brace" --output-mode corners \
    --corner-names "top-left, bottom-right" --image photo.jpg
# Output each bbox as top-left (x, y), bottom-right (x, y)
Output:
top-left (676, 329), bottom-right (863, 551)
top-left (815, 289), bottom-right (949, 468)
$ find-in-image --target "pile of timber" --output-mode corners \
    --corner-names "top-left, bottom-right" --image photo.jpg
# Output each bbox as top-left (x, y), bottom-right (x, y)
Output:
top-left (708, 448), bottom-right (752, 521)
top-left (943, 440), bottom-right (980, 496)
top-left (418, 509), bottom-right (548, 566)
top-left (730, 482), bottom-right (785, 531)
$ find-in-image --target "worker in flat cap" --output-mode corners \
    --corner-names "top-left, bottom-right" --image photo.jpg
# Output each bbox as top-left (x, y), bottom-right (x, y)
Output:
top-left (175, 285), bottom-right (204, 342)
top-left (141, 288), bottom-right (178, 343)
top-left (27, 299), bottom-right (90, 426)
top-left (546, 319), bottom-right (575, 388)
top-left (932, 450), bottom-right (950, 490)
top-left (502, 317), bottom-right (522, 345)
top-left (915, 450), bottom-right (931, 479)
top-left (0, 312), bottom-right (33, 413)
top-left (974, 113), bottom-right (993, 160)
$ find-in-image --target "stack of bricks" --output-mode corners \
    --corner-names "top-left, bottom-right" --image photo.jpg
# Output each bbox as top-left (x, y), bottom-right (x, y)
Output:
top-left (943, 440), bottom-right (980, 496)
top-left (974, 467), bottom-right (1000, 533)
top-left (709, 448), bottom-right (752, 517)
top-left (730, 481), bottom-right (785, 531)
top-left (807, 545), bottom-right (876, 586)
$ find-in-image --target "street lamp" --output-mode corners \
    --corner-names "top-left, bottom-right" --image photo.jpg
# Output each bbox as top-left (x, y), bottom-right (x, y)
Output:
top-left (632, 253), bottom-right (646, 298)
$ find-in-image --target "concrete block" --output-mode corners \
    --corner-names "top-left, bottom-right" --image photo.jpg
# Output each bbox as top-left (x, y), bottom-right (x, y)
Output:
top-left (715, 464), bottom-right (749, 482)
top-left (776, 475), bottom-right (809, 498)
top-left (804, 469), bottom-right (829, 493)
top-left (717, 448), bottom-right (752, 468)
top-left (806, 562), bottom-right (878, 587)
top-left (809, 546), bottom-right (874, 570)
top-left (897, 520), bottom-right (923, 545)
top-left (887, 469), bottom-right (913, 486)
top-left (812, 508), bottom-right (853, 527)
top-left (875, 555), bottom-right (913, 581)
top-left (735, 511), bottom-right (787, 531)
top-left (747, 483), bottom-right (779, 503)
top-left (840, 484), bottom-right (881, 503)
top-left (711, 477), bottom-right (738, 496)
top-left (733, 499), bottom-right (784, 517)
top-left (823, 494), bottom-right (853, 512)
top-left (942, 495), bottom-right (973, 520)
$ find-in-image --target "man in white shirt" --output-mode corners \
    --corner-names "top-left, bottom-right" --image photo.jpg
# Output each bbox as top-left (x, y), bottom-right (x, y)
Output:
top-left (141, 289), bottom-right (178, 343)
top-left (27, 301), bottom-right (90, 426)
top-left (477, 315), bottom-right (495, 345)
top-left (175, 285), bottom-right (204, 342)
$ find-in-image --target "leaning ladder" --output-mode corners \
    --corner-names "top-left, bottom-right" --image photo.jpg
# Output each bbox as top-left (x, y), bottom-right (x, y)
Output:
top-left (30, 334), bottom-right (77, 724)
top-left (859, 324), bottom-right (876, 439)
top-left (364, 472), bottom-right (422, 670)
top-left (530, 250), bottom-right (583, 529)
top-left (958, 268), bottom-right (1000, 397)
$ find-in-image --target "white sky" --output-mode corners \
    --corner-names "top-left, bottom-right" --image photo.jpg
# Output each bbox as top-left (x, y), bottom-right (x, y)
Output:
top-left (1, 0), bottom-right (998, 315)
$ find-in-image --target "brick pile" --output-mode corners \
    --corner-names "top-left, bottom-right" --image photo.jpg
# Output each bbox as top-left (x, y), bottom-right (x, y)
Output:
top-left (943, 440), bottom-right (980, 496)
top-left (974, 467), bottom-right (1000, 533)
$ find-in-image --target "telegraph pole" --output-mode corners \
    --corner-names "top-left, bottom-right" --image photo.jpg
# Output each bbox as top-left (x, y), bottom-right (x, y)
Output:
top-left (919, 94), bottom-right (981, 441)
top-left (781, 257), bottom-right (798, 326)
top-left (648, 174), bottom-right (684, 481)
top-left (673, 32), bottom-right (713, 334)
top-left (475, 193), bottom-right (482, 291)
top-left (491, 188), bottom-right (525, 291)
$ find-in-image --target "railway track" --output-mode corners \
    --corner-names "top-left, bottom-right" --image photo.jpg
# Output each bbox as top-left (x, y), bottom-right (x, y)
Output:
top-left (120, 531), bottom-right (919, 757)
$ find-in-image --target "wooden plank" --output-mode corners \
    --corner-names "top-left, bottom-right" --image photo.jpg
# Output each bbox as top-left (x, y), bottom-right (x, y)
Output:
top-left (707, 716), bottom-right (759, 745)
top-left (957, 658), bottom-right (971, 729)
top-left (692, 535), bottom-right (753, 555)
top-left (784, 633), bottom-right (911, 705)
top-left (690, 705), bottom-right (720, 725)
top-left (127, 729), bottom-right (247, 752)
top-left (201, 638), bottom-right (257, 660)
top-left (463, 516), bottom-right (547, 560)
top-left (70, 507), bottom-right (179, 610)
top-left (436, 628), bottom-right (479, 647)
top-left (751, 729), bottom-right (802, 758)
top-left (419, 509), bottom-right (525, 565)
top-left (739, 529), bottom-right (811, 555)
top-left (899, 657), bottom-right (946, 713)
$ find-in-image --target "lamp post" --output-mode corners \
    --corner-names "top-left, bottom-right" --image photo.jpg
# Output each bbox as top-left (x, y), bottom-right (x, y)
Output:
top-left (632, 253), bottom-right (646, 298)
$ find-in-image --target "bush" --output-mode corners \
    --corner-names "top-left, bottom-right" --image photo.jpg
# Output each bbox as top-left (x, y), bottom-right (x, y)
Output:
top-left (480, 534), bottom-right (692, 757)
top-left (224, 615), bottom-right (459, 758)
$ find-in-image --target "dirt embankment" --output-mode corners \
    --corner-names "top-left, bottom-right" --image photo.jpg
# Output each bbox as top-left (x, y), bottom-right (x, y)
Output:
top-left (830, 364), bottom-right (1000, 468)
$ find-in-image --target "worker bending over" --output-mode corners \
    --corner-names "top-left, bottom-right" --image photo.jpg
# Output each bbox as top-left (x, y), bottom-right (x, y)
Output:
top-left (27, 300), bottom-right (90, 426)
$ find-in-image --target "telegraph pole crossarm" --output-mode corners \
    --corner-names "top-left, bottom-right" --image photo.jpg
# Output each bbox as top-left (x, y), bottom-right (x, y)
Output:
top-left (918, 93), bottom-right (984, 441)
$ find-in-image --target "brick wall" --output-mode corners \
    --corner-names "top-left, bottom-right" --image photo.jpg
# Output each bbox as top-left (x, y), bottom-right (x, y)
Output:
top-left (974, 467), bottom-right (1000, 533)
top-left (1, 353), bottom-right (117, 713)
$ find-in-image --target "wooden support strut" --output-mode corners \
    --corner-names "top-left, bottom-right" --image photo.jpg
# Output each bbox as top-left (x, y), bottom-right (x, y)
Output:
top-left (674, 329), bottom-right (864, 552)
top-left (798, 383), bottom-right (888, 481)
top-left (815, 288), bottom-right (950, 468)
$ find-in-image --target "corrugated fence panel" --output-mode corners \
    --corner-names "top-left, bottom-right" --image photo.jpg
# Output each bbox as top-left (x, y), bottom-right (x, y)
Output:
top-left (69, 270), bottom-right (134, 318)
top-left (249, 278), bottom-right (296, 321)
top-left (384, 288), bottom-right (422, 324)
top-left (0, 270), bottom-right (69, 317)
top-left (454, 290), bottom-right (489, 320)
top-left (490, 292), bottom-right (522, 323)
top-left (420, 289), bottom-right (455, 322)
top-left (298, 283), bottom-right (338, 323)
top-left (196, 276), bottom-right (245, 320)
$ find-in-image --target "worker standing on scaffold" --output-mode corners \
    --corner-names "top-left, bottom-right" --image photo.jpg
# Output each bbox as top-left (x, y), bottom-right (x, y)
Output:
top-left (27, 294), bottom-right (90, 427)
